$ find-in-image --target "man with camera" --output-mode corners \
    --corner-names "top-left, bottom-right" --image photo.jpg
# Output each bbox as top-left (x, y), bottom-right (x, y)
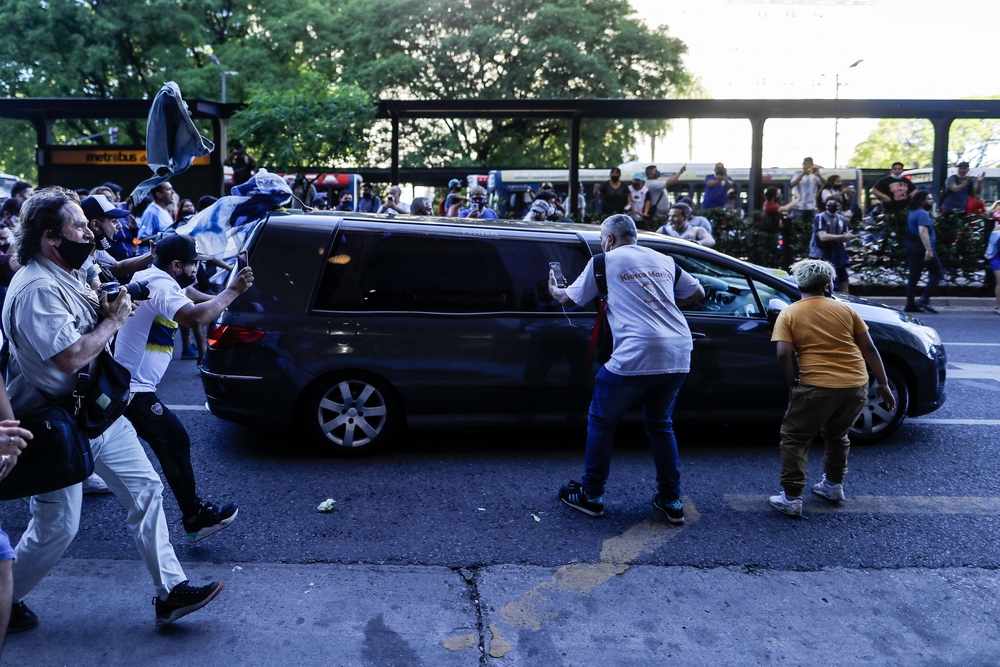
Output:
top-left (941, 161), bottom-right (984, 213)
top-left (377, 185), bottom-right (411, 217)
top-left (702, 163), bottom-right (733, 210)
top-left (3, 188), bottom-right (223, 632)
top-left (115, 234), bottom-right (253, 543)
top-left (458, 186), bottom-right (498, 219)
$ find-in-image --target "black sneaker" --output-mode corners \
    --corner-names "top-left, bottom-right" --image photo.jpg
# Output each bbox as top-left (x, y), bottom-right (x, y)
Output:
top-left (653, 496), bottom-right (685, 524)
top-left (918, 302), bottom-right (938, 314)
top-left (559, 480), bottom-right (604, 517)
top-left (183, 501), bottom-right (238, 543)
top-left (154, 580), bottom-right (223, 626)
top-left (7, 600), bottom-right (38, 633)
top-left (903, 303), bottom-right (922, 313)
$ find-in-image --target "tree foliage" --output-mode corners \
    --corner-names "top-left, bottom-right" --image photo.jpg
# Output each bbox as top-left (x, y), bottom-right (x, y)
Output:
top-left (230, 75), bottom-right (376, 177)
top-left (850, 104), bottom-right (1000, 169)
top-left (328, 0), bottom-right (691, 166)
top-left (0, 0), bottom-right (689, 175)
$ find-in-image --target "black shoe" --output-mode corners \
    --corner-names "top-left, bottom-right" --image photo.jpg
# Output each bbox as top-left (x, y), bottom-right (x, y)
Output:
top-left (903, 304), bottom-right (922, 313)
top-left (7, 600), bottom-right (38, 633)
top-left (183, 501), bottom-right (238, 543)
top-left (559, 480), bottom-right (604, 517)
top-left (918, 302), bottom-right (938, 314)
top-left (653, 496), bottom-right (685, 524)
top-left (154, 580), bottom-right (223, 626)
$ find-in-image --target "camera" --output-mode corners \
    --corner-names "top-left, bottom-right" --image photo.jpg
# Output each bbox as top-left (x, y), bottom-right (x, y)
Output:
top-left (99, 279), bottom-right (150, 303)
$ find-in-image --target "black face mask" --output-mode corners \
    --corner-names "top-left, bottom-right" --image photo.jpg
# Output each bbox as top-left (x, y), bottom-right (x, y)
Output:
top-left (175, 270), bottom-right (196, 289)
top-left (610, 175), bottom-right (620, 183)
top-left (55, 236), bottom-right (95, 270)
top-left (924, 202), bottom-right (933, 211)
top-left (0, 242), bottom-right (9, 253)
top-left (826, 204), bottom-right (839, 214)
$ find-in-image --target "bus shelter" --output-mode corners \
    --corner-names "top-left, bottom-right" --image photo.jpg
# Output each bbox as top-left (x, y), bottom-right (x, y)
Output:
top-left (0, 97), bottom-right (240, 200)
top-left (379, 98), bottom-right (1000, 214)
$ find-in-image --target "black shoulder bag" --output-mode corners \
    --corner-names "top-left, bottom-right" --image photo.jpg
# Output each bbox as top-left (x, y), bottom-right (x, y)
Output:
top-left (588, 254), bottom-right (613, 364)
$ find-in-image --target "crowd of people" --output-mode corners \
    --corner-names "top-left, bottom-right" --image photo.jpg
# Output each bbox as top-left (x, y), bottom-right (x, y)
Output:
top-left (0, 180), bottom-right (252, 649)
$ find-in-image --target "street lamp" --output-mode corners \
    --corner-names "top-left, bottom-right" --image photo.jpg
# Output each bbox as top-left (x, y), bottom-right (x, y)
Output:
top-left (834, 59), bottom-right (863, 167)
top-left (208, 55), bottom-right (238, 104)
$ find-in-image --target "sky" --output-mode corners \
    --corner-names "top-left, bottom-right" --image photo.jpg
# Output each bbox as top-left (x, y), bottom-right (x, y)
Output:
top-left (624, 0), bottom-right (1000, 169)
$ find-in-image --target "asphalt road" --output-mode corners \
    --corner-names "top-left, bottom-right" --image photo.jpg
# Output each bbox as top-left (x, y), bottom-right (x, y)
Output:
top-left (2, 311), bottom-right (998, 573)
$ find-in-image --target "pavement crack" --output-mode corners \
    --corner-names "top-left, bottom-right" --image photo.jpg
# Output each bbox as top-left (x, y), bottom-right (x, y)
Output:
top-left (448, 565), bottom-right (488, 665)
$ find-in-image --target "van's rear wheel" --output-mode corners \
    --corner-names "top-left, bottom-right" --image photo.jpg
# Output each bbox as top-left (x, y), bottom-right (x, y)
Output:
top-left (850, 365), bottom-right (909, 444)
top-left (304, 373), bottom-right (401, 455)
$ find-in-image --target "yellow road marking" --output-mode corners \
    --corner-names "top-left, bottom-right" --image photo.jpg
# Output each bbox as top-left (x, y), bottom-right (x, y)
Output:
top-left (724, 494), bottom-right (1000, 515)
top-left (498, 498), bottom-right (698, 631)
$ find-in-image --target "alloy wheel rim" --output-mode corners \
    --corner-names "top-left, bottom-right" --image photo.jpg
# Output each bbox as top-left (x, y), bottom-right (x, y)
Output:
top-left (317, 380), bottom-right (388, 447)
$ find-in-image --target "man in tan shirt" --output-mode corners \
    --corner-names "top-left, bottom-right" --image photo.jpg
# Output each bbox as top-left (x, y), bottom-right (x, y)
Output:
top-left (769, 259), bottom-right (896, 517)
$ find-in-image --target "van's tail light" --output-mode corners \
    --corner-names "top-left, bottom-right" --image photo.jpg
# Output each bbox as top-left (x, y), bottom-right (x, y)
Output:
top-left (207, 323), bottom-right (266, 349)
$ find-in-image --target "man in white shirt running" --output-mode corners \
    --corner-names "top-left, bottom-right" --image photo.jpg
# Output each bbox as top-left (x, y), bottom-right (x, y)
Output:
top-left (548, 214), bottom-right (705, 523)
top-left (115, 234), bottom-right (253, 542)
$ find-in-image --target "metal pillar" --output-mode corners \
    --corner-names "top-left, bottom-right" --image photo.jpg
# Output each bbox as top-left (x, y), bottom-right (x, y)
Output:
top-left (568, 112), bottom-right (583, 217)
top-left (930, 117), bottom-right (952, 204)
top-left (748, 116), bottom-right (765, 212)
top-left (390, 113), bottom-right (400, 185)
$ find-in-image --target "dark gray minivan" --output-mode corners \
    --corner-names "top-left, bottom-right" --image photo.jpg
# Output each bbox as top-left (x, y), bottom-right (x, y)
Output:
top-left (200, 211), bottom-right (947, 454)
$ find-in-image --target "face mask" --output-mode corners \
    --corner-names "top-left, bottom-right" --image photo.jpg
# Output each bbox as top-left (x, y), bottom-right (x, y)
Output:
top-left (55, 236), bottom-right (95, 270)
top-left (890, 172), bottom-right (903, 179)
top-left (610, 175), bottom-right (620, 183)
top-left (175, 269), bottom-right (196, 288)
top-left (100, 237), bottom-right (112, 250)
top-left (826, 203), bottom-right (839, 214)
top-left (343, 199), bottom-right (353, 205)
top-left (924, 201), bottom-right (933, 211)
top-left (0, 243), bottom-right (9, 253)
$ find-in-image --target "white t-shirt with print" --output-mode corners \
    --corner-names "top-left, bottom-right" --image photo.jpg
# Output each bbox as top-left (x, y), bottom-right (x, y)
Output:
top-left (113, 265), bottom-right (193, 393)
top-left (628, 185), bottom-right (648, 214)
top-left (565, 244), bottom-right (701, 376)
top-left (792, 173), bottom-right (822, 211)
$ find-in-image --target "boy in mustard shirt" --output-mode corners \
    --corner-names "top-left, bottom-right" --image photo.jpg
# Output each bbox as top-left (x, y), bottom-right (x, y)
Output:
top-left (769, 260), bottom-right (896, 517)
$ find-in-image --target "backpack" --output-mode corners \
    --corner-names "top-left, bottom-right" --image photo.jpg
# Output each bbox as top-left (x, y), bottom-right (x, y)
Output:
top-left (588, 254), bottom-right (612, 364)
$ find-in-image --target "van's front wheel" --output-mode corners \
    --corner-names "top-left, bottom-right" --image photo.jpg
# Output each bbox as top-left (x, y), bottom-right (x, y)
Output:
top-left (303, 373), bottom-right (401, 455)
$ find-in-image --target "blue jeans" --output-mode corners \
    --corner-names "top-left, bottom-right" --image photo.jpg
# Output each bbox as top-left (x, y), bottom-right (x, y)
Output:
top-left (582, 367), bottom-right (687, 501)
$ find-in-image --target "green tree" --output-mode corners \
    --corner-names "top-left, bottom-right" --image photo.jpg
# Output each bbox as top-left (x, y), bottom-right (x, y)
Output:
top-left (850, 101), bottom-right (1000, 169)
top-left (328, 0), bottom-right (690, 167)
top-left (230, 75), bottom-right (376, 180)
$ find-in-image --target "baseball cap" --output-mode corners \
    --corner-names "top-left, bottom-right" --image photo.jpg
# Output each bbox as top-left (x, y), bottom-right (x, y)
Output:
top-left (632, 172), bottom-right (645, 181)
top-left (155, 234), bottom-right (212, 264)
top-left (80, 194), bottom-right (130, 221)
top-left (957, 161), bottom-right (970, 167)
top-left (448, 178), bottom-right (462, 188)
top-left (529, 200), bottom-right (550, 215)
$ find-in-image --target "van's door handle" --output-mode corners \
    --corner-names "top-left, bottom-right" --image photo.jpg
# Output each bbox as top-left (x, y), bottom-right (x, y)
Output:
top-left (690, 331), bottom-right (706, 339)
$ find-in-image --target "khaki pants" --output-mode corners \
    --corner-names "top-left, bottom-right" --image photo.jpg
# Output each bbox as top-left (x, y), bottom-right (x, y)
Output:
top-left (778, 382), bottom-right (869, 497)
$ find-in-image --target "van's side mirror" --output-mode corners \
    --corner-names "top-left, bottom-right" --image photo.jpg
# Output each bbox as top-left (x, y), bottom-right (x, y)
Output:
top-left (767, 298), bottom-right (787, 326)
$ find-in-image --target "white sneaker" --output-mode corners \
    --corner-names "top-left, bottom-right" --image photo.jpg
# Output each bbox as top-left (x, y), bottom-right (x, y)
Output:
top-left (82, 473), bottom-right (111, 495)
top-left (769, 491), bottom-right (802, 517)
top-left (994, 307), bottom-right (1000, 315)
top-left (812, 475), bottom-right (845, 502)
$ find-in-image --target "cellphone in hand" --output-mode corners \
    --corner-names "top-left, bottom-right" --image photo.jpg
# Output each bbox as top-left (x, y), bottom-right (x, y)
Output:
top-left (237, 251), bottom-right (248, 271)
top-left (549, 261), bottom-right (566, 287)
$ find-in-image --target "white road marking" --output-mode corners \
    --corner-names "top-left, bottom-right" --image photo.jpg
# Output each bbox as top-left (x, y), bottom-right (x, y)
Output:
top-left (908, 418), bottom-right (1000, 426)
top-left (944, 343), bottom-right (1000, 347)
top-left (726, 494), bottom-right (1000, 515)
top-left (165, 404), bottom-right (209, 411)
top-left (946, 362), bottom-right (1000, 381)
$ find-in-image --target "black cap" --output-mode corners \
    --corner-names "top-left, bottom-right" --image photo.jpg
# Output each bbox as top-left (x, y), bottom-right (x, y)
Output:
top-left (81, 194), bottom-right (130, 221)
top-left (155, 234), bottom-right (212, 265)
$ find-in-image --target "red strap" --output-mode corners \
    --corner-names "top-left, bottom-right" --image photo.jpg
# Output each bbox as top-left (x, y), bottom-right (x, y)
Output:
top-left (588, 298), bottom-right (608, 362)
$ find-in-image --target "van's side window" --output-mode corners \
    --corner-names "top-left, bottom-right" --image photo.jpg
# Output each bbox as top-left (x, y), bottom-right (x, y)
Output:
top-left (315, 230), bottom-right (596, 314)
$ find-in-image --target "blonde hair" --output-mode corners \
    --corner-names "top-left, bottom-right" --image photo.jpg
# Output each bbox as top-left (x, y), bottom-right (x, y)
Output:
top-left (790, 259), bottom-right (835, 290)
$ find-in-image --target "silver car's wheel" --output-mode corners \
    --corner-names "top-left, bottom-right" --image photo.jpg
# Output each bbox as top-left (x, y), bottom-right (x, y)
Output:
top-left (307, 374), bottom-right (401, 454)
top-left (850, 365), bottom-right (909, 443)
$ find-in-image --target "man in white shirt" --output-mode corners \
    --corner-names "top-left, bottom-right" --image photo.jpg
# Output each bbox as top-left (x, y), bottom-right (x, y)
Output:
top-left (789, 157), bottom-right (826, 225)
top-left (136, 182), bottom-right (176, 254)
top-left (658, 204), bottom-right (716, 247)
top-left (627, 173), bottom-right (649, 223)
top-left (115, 234), bottom-right (253, 542)
top-left (376, 185), bottom-right (411, 217)
top-left (548, 214), bottom-right (705, 523)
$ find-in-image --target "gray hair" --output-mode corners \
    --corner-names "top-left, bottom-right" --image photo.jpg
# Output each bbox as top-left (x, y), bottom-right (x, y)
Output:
top-left (13, 187), bottom-right (79, 265)
top-left (601, 214), bottom-right (637, 241)
top-left (790, 259), bottom-right (835, 290)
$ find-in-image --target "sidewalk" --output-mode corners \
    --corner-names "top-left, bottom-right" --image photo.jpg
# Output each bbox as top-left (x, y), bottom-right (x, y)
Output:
top-left (4, 556), bottom-right (998, 666)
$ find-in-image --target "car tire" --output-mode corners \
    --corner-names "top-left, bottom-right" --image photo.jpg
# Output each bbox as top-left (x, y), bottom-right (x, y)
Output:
top-left (302, 372), bottom-right (402, 455)
top-left (850, 364), bottom-right (909, 444)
